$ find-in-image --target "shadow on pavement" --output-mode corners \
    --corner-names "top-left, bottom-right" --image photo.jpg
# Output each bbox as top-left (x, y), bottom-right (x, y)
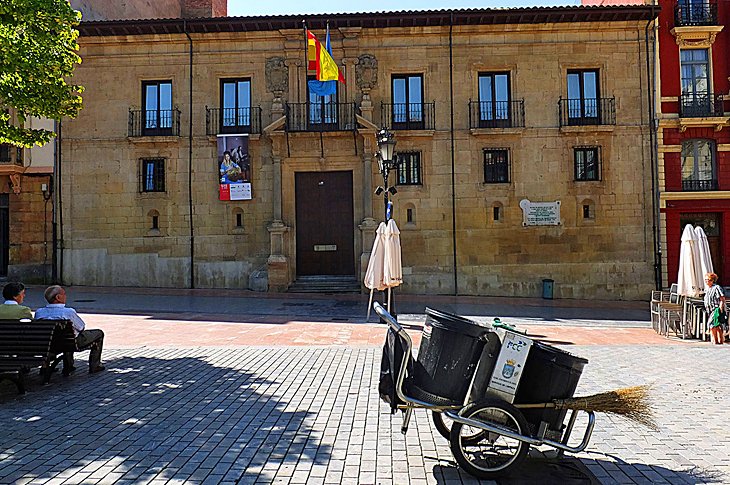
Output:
top-left (0, 352), bottom-right (329, 483)
top-left (432, 454), bottom-right (722, 484)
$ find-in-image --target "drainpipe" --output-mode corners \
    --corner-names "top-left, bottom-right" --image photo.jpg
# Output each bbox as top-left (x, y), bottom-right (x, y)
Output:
top-left (645, 6), bottom-right (661, 290)
top-left (56, 119), bottom-right (63, 284)
top-left (184, 22), bottom-right (195, 289)
top-left (449, 12), bottom-right (458, 295)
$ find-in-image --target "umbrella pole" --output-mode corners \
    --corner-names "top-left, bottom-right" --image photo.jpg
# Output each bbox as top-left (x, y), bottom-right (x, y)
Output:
top-left (367, 289), bottom-right (374, 320)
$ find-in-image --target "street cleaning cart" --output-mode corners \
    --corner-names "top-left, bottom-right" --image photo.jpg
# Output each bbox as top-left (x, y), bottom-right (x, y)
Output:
top-left (376, 302), bottom-right (653, 479)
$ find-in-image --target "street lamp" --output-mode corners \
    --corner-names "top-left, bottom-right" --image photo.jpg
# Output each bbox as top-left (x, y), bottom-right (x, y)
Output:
top-left (375, 128), bottom-right (398, 221)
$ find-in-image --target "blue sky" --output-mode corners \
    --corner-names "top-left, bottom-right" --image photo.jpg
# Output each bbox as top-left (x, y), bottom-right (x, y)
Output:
top-left (227, 0), bottom-right (578, 17)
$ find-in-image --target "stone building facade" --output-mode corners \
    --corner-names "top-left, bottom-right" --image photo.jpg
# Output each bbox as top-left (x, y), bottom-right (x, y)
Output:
top-left (62, 6), bottom-right (658, 299)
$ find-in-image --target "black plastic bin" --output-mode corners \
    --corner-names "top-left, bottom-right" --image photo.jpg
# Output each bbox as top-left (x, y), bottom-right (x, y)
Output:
top-left (514, 341), bottom-right (588, 431)
top-left (410, 308), bottom-right (491, 406)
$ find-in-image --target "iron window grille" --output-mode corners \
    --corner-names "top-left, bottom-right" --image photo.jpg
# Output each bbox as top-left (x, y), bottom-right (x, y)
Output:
top-left (681, 139), bottom-right (717, 191)
top-left (483, 149), bottom-right (510, 183)
top-left (396, 152), bottom-right (422, 185)
top-left (574, 146), bottom-right (601, 181)
top-left (140, 158), bottom-right (166, 192)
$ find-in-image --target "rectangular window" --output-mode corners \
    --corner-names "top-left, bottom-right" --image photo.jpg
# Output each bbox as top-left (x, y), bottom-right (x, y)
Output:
top-left (0, 145), bottom-right (9, 163)
top-left (392, 74), bottom-right (423, 129)
top-left (143, 81), bottom-right (173, 135)
top-left (307, 75), bottom-right (338, 127)
top-left (567, 70), bottom-right (600, 124)
top-left (680, 49), bottom-right (712, 116)
top-left (141, 158), bottom-right (165, 192)
top-left (483, 149), bottom-right (510, 183)
top-left (396, 152), bottom-right (422, 185)
top-left (221, 78), bottom-right (251, 133)
top-left (682, 139), bottom-right (716, 190)
top-left (478, 72), bottom-right (511, 128)
top-left (574, 147), bottom-right (600, 181)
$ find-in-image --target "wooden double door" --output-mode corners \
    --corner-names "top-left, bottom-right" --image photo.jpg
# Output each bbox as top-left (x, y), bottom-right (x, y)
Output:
top-left (295, 171), bottom-right (355, 276)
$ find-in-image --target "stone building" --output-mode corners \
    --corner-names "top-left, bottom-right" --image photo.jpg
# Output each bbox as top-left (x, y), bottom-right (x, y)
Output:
top-left (656, 0), bottom-right (730, 286)
top-left (60, 5), bottom-right (658, 299)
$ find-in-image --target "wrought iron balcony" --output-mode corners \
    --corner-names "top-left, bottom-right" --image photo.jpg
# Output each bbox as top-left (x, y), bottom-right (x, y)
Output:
top-left (128, 109), bottom-right (181, 137)
top-left (206, 106), bottom-right (262, 135)
top-left (380, 102), bottom-right (435, 131)
top-left (682, 179), bottom-right (718, 191)
top-left (558, 97), bottom-right (616, 127)
top-left (468, 99), bottom-right (525, 129)
top-left (285, 102), bottom-right (356, 132)
top-left (675, 0), bottom-right (717, 26)
top-left (679, 93), bottom-right (725, 118)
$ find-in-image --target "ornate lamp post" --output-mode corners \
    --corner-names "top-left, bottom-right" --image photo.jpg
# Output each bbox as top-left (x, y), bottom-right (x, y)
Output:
top-left (375, 129), bottom-right (398, 221)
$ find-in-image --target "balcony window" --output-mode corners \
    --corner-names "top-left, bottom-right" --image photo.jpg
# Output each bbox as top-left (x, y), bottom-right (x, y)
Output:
top-left (478, 73), bottom-right (511, 128)
top-left (0, 145), bottom-right (10, 163)
top-left (682, 139), bottom-right (717, 191)
top-left (307, 75), bottom-right (338, 129)
top-left (143, 81), bottom-right (173, 136)
top-left (391, 75), bottom-right (424, 130)
top-left (679, 49), bottom-right (721, 117)
top-left (675, 0), bottom-right (717, 26)
top-left (566, 70), bottom-right (600, 125)
top-left (221, 79), bottom-right (251, 134)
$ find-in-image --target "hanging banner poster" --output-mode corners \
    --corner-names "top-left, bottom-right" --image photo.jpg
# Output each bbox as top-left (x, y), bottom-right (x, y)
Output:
top-left (217, 134), bottom-right (251, 201)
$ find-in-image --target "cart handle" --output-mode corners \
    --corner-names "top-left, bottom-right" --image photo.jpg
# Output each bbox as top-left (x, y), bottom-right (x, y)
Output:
top-left (373, 301), bottom-right (403, 333)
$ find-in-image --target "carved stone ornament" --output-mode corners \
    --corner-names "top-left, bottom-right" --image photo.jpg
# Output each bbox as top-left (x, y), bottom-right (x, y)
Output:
top-left (356, 54), bottom-right (378, 91)
top-left (265, 57), bottom-right (288, 96)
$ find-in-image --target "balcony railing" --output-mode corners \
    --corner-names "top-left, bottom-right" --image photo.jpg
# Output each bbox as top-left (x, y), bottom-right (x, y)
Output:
top-left (679, 93), bottom-right (725, 118)
top-left (559, 97), bottom-right (616, 127)
top-left (675, 0), bottom-right (717, 26)
top-left (468, 99), bottom-right (525, 129)
top-left (128, 109), bottom-right (181, 137)
top-left (285, 102), bottom-right (356, 132)
top-left (206, 106), bottom-right (262, 135)
top-left (380, 102), bottom-right (436, 131)
top-left (682, 179), bottom-right (718, 191)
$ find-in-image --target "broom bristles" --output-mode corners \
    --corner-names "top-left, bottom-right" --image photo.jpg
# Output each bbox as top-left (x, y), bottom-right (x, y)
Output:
top-left (554, 385), bottom-right (658, 431)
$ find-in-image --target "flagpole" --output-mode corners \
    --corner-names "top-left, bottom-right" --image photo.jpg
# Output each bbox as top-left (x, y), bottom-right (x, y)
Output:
top-left (301, 20), bottom-right (307, 104)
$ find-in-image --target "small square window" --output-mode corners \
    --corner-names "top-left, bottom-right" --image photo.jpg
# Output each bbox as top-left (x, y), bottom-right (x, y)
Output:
top-left (141, 158), bottom-right (165, 192)
top-left (396, 152), bottom-right (422, 185)
top-left (484, 149), bottom-right (510, 183)
top-left (574, 147), bottom-right (600, 181)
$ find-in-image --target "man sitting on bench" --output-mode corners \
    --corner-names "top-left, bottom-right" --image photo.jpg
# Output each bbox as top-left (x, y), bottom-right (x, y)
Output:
top-left (0, 282), bottom-right (33, 319)
top-left (35, 285), bottom-right (106, 374)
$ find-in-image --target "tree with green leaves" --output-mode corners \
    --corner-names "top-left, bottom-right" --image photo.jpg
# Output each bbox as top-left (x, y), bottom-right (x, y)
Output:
top-left (0, 0), bottom-right (83, 147)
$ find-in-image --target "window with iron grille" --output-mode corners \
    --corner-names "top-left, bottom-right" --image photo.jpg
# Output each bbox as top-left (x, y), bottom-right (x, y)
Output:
top-left (574, 146), bottom-right (601, 181)
top-left (221, 78), bottom-right (252, 133)
top-left (396, 152), bottom-right (421, 185)
top-left (483, 149), bottom-right (510, 183)
top-left (141, 158), bottom-right (165, 192)
top-left (681, 139), bottom-right (716, 191)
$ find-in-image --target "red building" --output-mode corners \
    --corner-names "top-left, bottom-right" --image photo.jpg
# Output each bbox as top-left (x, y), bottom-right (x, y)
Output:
top-left (657, 0), bottom-right (729, 286)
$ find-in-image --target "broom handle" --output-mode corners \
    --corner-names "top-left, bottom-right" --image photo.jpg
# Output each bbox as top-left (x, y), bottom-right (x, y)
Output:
top-left (515, 402), bottom-right (557, 409)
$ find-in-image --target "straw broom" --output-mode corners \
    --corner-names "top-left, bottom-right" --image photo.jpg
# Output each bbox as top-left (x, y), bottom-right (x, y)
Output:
top-left (517, 385), bottom-right (658, 431)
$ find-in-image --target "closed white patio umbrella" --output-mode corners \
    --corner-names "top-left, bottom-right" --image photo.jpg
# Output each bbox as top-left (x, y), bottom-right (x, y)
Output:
top-left (694, 226), bottom-right (714, 289)
top-left (677, 224), bottom-right (703, 297)
top-left (382, 219), bottom-right (403, 312)
top-left (364, 222), bottom-right (387, 319)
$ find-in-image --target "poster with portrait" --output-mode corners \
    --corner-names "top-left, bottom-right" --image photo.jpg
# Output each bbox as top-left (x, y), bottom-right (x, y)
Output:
top-left (217, 134), bottom-right (251, 201)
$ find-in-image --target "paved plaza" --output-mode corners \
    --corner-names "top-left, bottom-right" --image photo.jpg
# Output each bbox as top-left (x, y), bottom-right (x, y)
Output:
top-left (0, 287), bottom-right (729, 484)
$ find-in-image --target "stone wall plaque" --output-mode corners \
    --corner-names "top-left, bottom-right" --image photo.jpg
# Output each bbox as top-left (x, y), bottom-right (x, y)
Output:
top-left (519, 199), bottom-right (561, 226)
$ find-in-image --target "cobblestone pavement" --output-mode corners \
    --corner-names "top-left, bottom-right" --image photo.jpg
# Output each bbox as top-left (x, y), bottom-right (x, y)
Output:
top-left (1, 343), bottom-right (728, 485)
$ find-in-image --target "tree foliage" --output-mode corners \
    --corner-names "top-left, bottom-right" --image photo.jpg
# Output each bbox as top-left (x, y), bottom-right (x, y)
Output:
top-left (0, 0), bottom-right (83, 147)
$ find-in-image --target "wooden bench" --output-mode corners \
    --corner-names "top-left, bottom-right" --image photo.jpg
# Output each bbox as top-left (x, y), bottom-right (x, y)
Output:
top-left (0, 319), bottom-right (94, 394)
top-left (0, 319), bottom-right (63, 393)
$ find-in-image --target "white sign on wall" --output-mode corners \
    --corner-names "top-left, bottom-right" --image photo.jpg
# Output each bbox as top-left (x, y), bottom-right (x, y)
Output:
top-left (519, 199), bottom-right (561, 226)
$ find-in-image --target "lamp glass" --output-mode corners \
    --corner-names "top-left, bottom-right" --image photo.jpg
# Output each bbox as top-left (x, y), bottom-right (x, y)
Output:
top-left (377, 130), bottom-right (396, 162)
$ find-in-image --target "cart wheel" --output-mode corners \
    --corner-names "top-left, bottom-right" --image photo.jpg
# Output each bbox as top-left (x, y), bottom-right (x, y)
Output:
top-left (432, 411), bottom-right (488, 444)
top-left (449, 399), bottom-right (530, 479)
